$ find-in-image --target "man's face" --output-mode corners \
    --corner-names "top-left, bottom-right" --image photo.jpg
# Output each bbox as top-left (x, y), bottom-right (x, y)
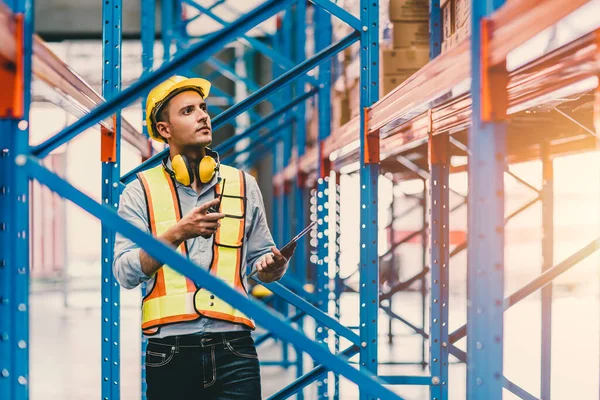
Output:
top-left (155, 90), bottom-right (212, 149)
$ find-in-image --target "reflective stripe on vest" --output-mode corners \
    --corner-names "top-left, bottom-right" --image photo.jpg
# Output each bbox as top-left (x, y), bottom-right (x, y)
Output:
top-left (138, 164), bottom-right (254, 334)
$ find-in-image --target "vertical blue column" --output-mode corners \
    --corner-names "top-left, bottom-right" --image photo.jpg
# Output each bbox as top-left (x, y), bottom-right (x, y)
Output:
top-left (280, 8), bottom-right (295, 369)
top-left (315, 4), bottom-right (332, 398)
top-left (333, 172), bottom-right (342, 400)
top-left (293, 2), bottom-right (307, 395)
top-left (140, 1), bottom-right (155, 397)
top-left (359, 1), bottom-right (379, 399)
top-left (420, 183), bottom-right (427, 369)
top-left (429, 0), bottom-right (442, 59)
top-left (102, 1), bottom-right (122, 398)
top-left (428, 0), bottom-right (443, 375)
top-left (429, 134), bottom-right (450, 400)
top-left (162, 0), bottom-right (173, 62)
top-left (0, 1), bottom-right (32, 399)
top-left (468, 1), bottom-right (507, 399)
top-left (541, 140), bottom-right (553, 400)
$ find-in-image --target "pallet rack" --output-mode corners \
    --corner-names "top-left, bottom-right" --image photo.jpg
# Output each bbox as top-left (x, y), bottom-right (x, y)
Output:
top-left (0, 0), bottom-right (599, 399)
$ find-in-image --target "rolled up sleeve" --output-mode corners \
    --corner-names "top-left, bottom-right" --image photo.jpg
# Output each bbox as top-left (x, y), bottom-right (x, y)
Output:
top-left (113, 180), bottom-right (152, 289)
top-left (244, 174), bottom-right (276, 271)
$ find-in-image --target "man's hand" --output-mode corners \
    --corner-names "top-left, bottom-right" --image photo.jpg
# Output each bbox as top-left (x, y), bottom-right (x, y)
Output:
top-left (176, 198), bottom-right (226, 241)
top-left (255, 244), bottom-right (296, 283)
top-left (140, 198), bottom-right (225, 277)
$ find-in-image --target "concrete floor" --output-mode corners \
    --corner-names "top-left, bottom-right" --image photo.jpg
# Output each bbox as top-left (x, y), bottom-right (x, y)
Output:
top-left (29, 286), bottom-right (599, 399)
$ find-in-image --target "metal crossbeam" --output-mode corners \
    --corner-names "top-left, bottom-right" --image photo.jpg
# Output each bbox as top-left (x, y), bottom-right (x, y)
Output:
top-left (183, 0), bottom-right (319, 87)
top-left (118, 26), bottom-right (358, 179)
top-left (449, 237), bottom-right (600, 343)
top-left (259, 280), bottom-right (361, 347)
top-left (31, 0), bottom-right (296, 159)
top-left (269, 346), bottom-right (361, 400)
top-left (25, 158), bottom-right (401, 400)
top-left (121, 89), bottom-right (315, 183)
top-left (309, 0), bottom-right (361, 31)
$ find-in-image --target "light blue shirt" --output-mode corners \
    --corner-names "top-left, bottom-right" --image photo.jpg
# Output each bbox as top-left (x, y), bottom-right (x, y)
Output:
top-left (113, 160), bottom-right (275, 338)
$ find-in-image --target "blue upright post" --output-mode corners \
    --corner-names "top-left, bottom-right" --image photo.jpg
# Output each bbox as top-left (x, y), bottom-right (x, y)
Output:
top-left (429, 133), bottom-right (450, 400)
top-left (280, 8), bottom-right (295, 369)
top-left (0, 1), bottom-right (32, 399)
top-left (468, 1), bottom-right (507, 399)
top-left (359, 0), bottom-right (380, 399)
top-left (270, 19), bottom-right (288, 365)
top-left (315, 4), bottom-right (333, 398)
top-left (101, 1), bottom-right (122, 398)
top-left (427, 4), bottom-right (443, 373)
top-left (293, 1), bottom-right (308, 395)
top-left (420, 183), bottom-right (427, 369)
top-left (429, 0), bottom-right (442, 59)
top-left (333, 172), bottom-right (342, 400)
top-left (161, 0), bottom-right (173, 62)
top-left (541, 140), bottom-right (554, 400)
top-left (140, 1), bottom-right (155, 397)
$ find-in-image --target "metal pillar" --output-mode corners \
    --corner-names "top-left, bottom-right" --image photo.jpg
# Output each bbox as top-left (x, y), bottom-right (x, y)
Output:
top-left (0, 1), bottom-right (32, 399)
top-left (468, 1), bottom-right (507, 398)
top-left (279, 8), bottom-right (296, 369)
top-left (140, 1), bottom-right (155, 397)
top-left (388, 187), bottom-right (397, 345)
top-left (315, 5), bottom-right (333, 396)
top-left (421, 180), bottom-right (428, 369)
top-left (101, 0), bottom-right (122, 398)
top-left (541, 141), bottom-right (554, 400)
top-left (293, 1), bottom-right (308, 396)
top-left (161, 0), bottom-right (174, 62)
top-left (429, 133), bottom-right (450, 400)
top-left (333, 172), bottom-right (342, 400)
top-left (359, 0), bottom-right (380, 399)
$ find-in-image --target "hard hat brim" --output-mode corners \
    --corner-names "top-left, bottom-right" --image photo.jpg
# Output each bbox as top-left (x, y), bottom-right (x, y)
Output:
top-left (146, 77), bottom-right (212, 142)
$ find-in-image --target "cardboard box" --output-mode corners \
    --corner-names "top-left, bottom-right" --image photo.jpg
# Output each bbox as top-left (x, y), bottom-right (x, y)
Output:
top-left (392, 21), bottom-right (429, 48)
top-left (389, 0), bottom-right (429, 22)
top-left (454, 0), bottom-right (471, 28)
top-left (382, 46), bottom-right (430, 75)
top-left (382, 71), bottom-right (419, 95)
top-left (442, 0), bottom-right (454, 40)
top-left (441, 19), bottom-right (470, 53)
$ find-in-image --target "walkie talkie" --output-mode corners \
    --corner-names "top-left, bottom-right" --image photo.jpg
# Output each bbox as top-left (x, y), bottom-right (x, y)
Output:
top-left (208, 179), bottom-right (226, 213)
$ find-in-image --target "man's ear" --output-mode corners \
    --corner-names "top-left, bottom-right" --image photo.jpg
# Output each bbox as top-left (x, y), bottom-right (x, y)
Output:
top-left (155, 122), bottom-right (171, 142)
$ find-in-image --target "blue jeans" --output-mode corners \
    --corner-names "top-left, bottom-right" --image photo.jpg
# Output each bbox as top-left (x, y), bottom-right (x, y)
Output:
top-left (145, 331), bottom-right (262, 399)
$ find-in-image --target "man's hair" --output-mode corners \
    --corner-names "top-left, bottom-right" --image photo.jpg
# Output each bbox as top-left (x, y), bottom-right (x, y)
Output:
top-left (154, 87), bottom-right (205, 142)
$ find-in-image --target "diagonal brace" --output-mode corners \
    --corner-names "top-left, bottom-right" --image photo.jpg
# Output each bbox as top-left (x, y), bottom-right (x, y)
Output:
top-left (259, 278), bottom-right (361, 347)
top-left (31, 0), bottom-right (296, 159)
top-left (25, 158), bottom-right (401, 400)
top-left (449, 237), bottom-right (600, 343)
top-left (309, 0), bottom-right (361, 31)
top-left (120, 29), bottom-right (357, 181)
top-left (269, 345), bottom-right (361, 400)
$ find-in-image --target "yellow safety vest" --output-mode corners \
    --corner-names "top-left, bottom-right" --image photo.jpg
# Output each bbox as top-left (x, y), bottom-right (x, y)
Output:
top-left (137, 164), bottom-right (255, 335)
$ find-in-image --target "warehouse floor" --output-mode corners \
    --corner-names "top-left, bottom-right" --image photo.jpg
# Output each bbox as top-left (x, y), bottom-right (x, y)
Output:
top-left (29, 284), bottom-right (598, 399)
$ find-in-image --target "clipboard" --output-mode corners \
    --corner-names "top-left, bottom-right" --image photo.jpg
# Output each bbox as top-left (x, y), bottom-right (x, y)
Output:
top-left (248, 220), bottom-right (317, 279)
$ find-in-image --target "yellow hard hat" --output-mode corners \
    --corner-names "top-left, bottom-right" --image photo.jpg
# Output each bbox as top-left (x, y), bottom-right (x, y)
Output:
top-left (145, 76), bottom-right (211, 142)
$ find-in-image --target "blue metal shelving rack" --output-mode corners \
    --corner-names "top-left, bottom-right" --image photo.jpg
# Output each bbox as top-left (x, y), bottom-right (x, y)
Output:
top-left (1, 0), bottom-right (600, 399)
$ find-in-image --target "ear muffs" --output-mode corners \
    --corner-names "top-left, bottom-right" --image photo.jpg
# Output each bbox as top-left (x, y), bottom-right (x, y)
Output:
top-left (199, 155), bottom-right (218, 184)
top-left (169, 154), bottom-right (219, 186)
top-left (171, 154), bottom-right (195, 186)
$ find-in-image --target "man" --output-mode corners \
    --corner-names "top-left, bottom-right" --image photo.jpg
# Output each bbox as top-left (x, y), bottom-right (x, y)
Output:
top-left (113, 76), bottom-right (293, 399)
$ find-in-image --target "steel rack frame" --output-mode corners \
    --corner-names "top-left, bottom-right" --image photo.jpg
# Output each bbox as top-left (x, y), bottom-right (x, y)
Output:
top-left (272, 1), bottom-right (600, 400)
top-left (0, 0), bottom-right (411, 399)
